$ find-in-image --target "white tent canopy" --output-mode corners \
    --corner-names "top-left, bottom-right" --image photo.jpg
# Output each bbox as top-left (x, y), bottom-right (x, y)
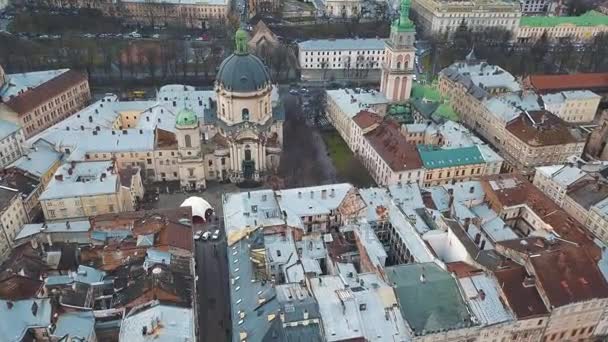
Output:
top-left (180, 196), bottom-right (213, 219)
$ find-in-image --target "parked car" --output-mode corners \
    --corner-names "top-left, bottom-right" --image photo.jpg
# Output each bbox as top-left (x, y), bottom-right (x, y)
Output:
top-left (202, 231), bottom-right (211, 241)
top-left (211, 229), bottom-right (220, 240)
top-left (289, 89), bottom-right (298, 95)
top-left (194, 231), bottom-right (203, 240)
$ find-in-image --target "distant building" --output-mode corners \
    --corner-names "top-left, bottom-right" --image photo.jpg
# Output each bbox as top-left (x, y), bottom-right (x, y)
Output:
top-left (0, 65), bottom-right (90, 138)
top-left (517, 11), bottom-right (608, 42)
top-left (411, 0), bottom-right (521, 37)
top-left (298, 38), bottom-right (385, 83)
top-left (39, 161), bottom-right (143, 221)
top-left (524, 71), bottom-right (608, 96)
top-left (520, 0), bottom-right (552, 14)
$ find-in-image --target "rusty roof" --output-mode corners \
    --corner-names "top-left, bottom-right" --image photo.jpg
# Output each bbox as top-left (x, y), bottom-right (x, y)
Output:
top-left (4, 70), bottom-right (87, 115)
top-left (506, 111), bottom-right (581, 147)
top-left (529, 245), bottom-right (608, 307)
top-left (446, 262), bottom-right (483, 278)
top-left (0, 274), bottom-right (43, 300)
top-left (481, 174), bottom-right (597, 253)
top-left (493, 266), bottom-right (548, 319)
top-left (353, 110), bottom-right (383, 129)
top-left (155, 128), bottom-right (177, 149)
top-left (364, 119), bottom-right (422, 172)
top-left (527, 73), bottom-right (608, 93)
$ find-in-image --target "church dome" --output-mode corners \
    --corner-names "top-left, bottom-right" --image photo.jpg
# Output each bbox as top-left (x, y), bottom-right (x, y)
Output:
top-left (216, 29), bottom-right (271, 93)
top-left (175, 108), bottom-right (198, 127)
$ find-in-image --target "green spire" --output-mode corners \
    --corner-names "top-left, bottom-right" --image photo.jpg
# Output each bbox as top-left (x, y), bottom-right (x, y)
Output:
top-left (393, 0), bottom-right (415, 32)
top-left (235, 29), bottom-right (249, 55)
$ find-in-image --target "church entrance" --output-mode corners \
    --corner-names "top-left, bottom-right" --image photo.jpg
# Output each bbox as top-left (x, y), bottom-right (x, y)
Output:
top-left (242, 160), bottom-right (255, 180)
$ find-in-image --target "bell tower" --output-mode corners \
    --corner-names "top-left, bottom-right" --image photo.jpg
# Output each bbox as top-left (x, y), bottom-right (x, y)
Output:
top-left (380, 0), bottom-right (416, 102)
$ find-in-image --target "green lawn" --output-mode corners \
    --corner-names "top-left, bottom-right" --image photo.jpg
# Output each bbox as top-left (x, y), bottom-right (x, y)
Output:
top-left (322, 131), bottom-right (376, 187)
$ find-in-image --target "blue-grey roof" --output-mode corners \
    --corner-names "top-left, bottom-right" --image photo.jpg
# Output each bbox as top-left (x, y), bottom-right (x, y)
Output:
top-left (15, 220), bottom-right (90, 240)
top-left (39, 161), bottom-right (119, 200)
top-left (298, 38), bottom-right (385, 51)
top-left (0, 119), bottom-right (20, 140)
top-left (10, 140), bottom-right (62, 178)
top-left (216, 53), bottom-right (271, 92)
top-left (73, 265), bottom-right (106, 284)
top-left (119, 300), bottom-right (194, 342)
top-left (53, 311), bottom-right (95, 340)
top-left (0, 298), bottom-right (52, 342)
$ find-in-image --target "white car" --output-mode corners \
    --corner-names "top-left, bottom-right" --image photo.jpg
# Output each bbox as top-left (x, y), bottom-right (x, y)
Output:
top-left (202, 231), bottom-right (211, 241)
top-left (211, 229), bottom-right (220, 240)
top-left (194, 231), bottom-right (203, 240)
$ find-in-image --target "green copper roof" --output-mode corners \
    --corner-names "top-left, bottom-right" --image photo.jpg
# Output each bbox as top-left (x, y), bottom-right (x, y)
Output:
top-left (520, 11), bottom-right (608, 28)
top-left (235, 29), bottom-right (249, 54)
top-left (392, 0), bottom-right (415, 32)
top-left (411, 83), bottom-right (441, 101)
top-left (417, 145), bottom-right (484, 169)
top-left (436, 103), bottom-right (458, 121)
top-left (386, 263), bottom-right (475, 333)
top-left (176, 108), bottom-right (198, 126)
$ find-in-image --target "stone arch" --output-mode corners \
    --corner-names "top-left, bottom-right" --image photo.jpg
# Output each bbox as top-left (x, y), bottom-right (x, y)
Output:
top-left (184, 134), bottom-right (192, 148)
top-left (392, 77), bottom-right (400, 100)
top-left (400, 77), bottom-right (408, 100)
top-left (396, 55), bottom-right (403, 70)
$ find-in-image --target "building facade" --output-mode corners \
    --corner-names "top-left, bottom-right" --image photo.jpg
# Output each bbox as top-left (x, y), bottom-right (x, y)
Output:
top-left (0, 119), bottom-right (25, 168)
top-left (411, 0), bottom-right (521, 36)
top-left (0, 67), bottom-right (90, 139)
top-left (298, 38), bottom-right (385, 83)
top-left (541, 90), bottom-right (601, 123)
top-left (380, 0), bottom-right (416, 103)
top-left (517, 11), bottom-right (608, 42)
top-left (0, 187), bottom-right (29, 261)
top-left (39, 161), bottom-right (143, 221)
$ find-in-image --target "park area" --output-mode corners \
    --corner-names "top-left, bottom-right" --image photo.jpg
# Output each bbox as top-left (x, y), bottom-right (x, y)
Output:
top-left (321, 131), bottom-right (376, 188)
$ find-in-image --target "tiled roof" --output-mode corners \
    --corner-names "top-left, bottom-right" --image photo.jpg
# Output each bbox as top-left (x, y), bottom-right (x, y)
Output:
top-left (527, 72), bottom-right (608, 92)
top-left (493, 266), bottom-right (548, 319)
top-left (0, 274), bottom-right (42, 300)
top-left (506, 111), bottom-right (582, 146)
top-left (352, 110), bottom-right (382, 129)
top-left (417, 145), bottom-right (484, 169)
top-left (4, 70), bottom-right (87, 115)
top-left (364, 119), bottom-right (422, 172)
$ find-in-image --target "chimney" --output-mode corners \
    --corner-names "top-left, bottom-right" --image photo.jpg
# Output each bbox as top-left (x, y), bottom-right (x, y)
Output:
top-left (66, 221), bottom-right (71, 230)
top-left (321, 189), bottom-right (327, 199)
top-left (303, 309), bottom-right (309, 320)
top-left (298, 191), bottom-right (302, 199)
top-left (478, 289), bottom-right (486, 301)
top-left (331, 188), bottom-right (335, 197)
top-left (55, 174), bottom-right (63, 181)
top-left (310, 191), bottom-right (314, 199)
top-left (6, 301), bottom-right (13, 309)
top-left (420, 273), bottom-right (426, 283)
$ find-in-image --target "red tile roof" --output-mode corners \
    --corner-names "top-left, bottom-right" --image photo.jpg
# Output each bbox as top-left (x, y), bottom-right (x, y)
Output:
top-left (527, 73), bottom-right (608, 93)
top-left (0, 274), bottom-right (43, 300)
top-left (481, 174), bottom-right (597, 254)
top-left (494, 266), bottom-right (548, 319)
top-left (4, 70), bottom-right (87, 115)
top-left (529, 245), bottom-right (608, 307)
top-left (506, 111), bottom-right (581, 147)
top-left (365, 119), bottom-right (423, 172)
top-left (353, 110), bottom-right (382, 129)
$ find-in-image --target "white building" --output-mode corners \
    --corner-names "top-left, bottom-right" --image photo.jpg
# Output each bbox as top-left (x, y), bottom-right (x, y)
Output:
top-left (0, 186), bottom-right (29, 261)
top-left (541, 90), bottom-right (601, 123)
top-left (519, 0), bottom-right (551, 13)
top-left (411, 0), bottom-right (521, 37)
top-left (0, 119), bottom-right (24, 168)
top-left (298, 38), bottom-right (385, 82)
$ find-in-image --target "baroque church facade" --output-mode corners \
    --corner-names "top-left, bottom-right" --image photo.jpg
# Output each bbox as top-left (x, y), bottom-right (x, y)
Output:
top-left (173, 28), bottom-right (284, 189)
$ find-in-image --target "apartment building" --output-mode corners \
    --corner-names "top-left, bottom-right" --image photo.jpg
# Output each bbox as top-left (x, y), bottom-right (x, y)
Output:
top-left (0, 119), bottom-right (24, 168)
top-left (418, 145), bottom-right (487, 187)
top-left (520, 0), bottom-right (551, 13)
top-left (39, 161), bottom-right (143, 221)
top-left (541, 90), bottom-right (601, 123)
top-left (411, 0), bottom-right (521, 36)
top-left (439, 55), bottom-right (586, 175)
top-left (320, 0), bottom-right (363, 18)
top-left (517, 10), bottom-right (608, 42)
top-left (0, 67), bottom-right (90, 138)
top-left (298, 38), bottom-right (385, 82)
top-left (0, 186), bottom-right (29, 262)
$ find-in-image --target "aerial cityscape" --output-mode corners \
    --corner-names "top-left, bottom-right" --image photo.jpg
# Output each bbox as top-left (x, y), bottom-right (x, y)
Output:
top-left (0, 0), bottom-right (608, 341)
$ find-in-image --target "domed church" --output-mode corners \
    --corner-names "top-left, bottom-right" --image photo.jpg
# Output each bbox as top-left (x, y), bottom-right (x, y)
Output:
top-left (173, 29), bottom-right (284, 189)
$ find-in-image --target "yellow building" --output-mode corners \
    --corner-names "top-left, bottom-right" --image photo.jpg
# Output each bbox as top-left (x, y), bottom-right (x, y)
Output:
top-left (517, 11), bottom-right (608, 42)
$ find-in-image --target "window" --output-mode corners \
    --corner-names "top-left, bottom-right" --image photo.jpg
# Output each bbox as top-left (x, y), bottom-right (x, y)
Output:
top-left (221, 157), bottom-right (226, 165)
top-left (108, 204), bottom-right (114, 212)
top-left (208, 160), bottom-right (213, 166)
top-left (242, 108), bottom-right (250, 121)
top-left (245, 149), bottom-right (252, 161)
top-left (188, 168), bottom-right (194, 177)
top-left (48, 209), bottom-right (56, 218)
top-left (184, 134), bottom-right (192, 148)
